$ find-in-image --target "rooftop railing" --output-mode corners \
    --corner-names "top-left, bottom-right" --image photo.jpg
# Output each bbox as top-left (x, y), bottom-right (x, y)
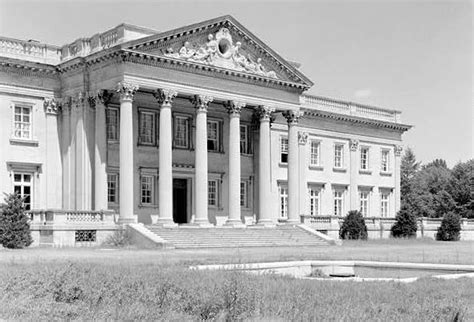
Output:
top-left (0, 37), bottom-right (61, 64)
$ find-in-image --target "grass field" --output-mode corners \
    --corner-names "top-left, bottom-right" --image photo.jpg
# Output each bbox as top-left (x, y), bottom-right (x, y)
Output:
top-left (1, 239), bottom-right (473, 320)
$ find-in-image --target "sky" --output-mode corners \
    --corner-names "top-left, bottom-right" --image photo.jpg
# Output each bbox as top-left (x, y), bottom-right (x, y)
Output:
top-left (0, 0), bottom-right (472, 167)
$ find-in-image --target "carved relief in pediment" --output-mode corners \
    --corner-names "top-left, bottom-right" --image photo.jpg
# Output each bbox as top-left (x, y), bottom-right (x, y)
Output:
top-left (163, 28), bottom-right (278, 79)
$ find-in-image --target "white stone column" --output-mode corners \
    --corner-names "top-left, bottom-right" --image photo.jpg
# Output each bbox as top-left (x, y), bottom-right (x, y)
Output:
top-left (74, 92), bottom-right (87, 210)
top-left (349, 139), bottom-right (359, 211)
top-left (298, 132), bottom-right (308, 217)
top-left (394, 145), bottom-right (403, 214)
top-left (226, 100), bottom-right (246, 226)
top-left (60, 99), bottom-right (72, 209)
top-left (154, 88), bottom-right (178, 225)
top-left (93, 90), bottom-right (113, 211)
top-left (256, 106), bottom-right (275, 225)
top-left (283, 110), bottom-right (303, 223)
top-left (44, 98), bottom-right (62, 209)
top-left (117, 82), bottom-right (139, 224)
top-left (193, 95), bottom-right (213, 226)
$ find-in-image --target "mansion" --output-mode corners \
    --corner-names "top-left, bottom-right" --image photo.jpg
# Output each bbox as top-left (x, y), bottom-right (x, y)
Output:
top-left (0, 16), bottom-right (411, 244)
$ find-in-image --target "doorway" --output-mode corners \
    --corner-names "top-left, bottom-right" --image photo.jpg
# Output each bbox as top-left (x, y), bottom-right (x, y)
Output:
top-left (173, 178), bottom-right (188, 224)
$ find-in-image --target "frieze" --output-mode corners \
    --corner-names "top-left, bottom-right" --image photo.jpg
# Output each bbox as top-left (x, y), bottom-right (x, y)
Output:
top-left (164, 28), bottom-right (278, 79)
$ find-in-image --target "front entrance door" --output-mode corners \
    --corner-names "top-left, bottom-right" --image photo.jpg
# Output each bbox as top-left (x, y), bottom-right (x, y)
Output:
top-left (173, 178), bottom-right (188, 224)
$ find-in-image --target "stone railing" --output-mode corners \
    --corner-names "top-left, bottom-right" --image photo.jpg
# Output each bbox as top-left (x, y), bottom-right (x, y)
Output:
top-left (28, 209), bottom-right (115, 225)
top-left (300, 94), bottom-right (402, 123)
top-left (0, 37), bottom-right (61, 64)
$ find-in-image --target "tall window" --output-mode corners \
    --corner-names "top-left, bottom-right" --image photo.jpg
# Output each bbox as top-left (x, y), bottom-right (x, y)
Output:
top-left (280, 137), bottom-right (288, 163)
top-left (334, 144), bottom-right (344, 168)
top-left (13, 173), bottom-right (32, 210)
top-left (139, 111), bottom-right (156, 145)
top-left (240, 181), bottom-right (248, 207)
top-left (380, 192), bottom-right (389, 217)
top-left (240, 125), bottom-right (252, 154)
top-left (334, 190), bottom-right (343, 216)
top-left (106, 107), bottom-right (119, 141)
top-left (279, 184), bottom-right (288, 219)
top-left (359, 191), bottom-right (370, 217)
top-left (310, 141), bottom-right (320, 166)
top-left (309, 187), bottom-right (320, 216)
top-left (207, 120), bottom-right (220, 152)
top-left (13, 105), bottom-right (31, 139)
top-left (381, 150), bottom-right (390, 172)
top-left (208, 180), bottom-right (218, 206)
top-left (174, 115), bottom-right (190, 148)
top-left (140, 175), bottom-right (154, 205)
top-left (107, 174), bottom-right (118, 203)
top-left (360, 147), bottom-right (370, 170)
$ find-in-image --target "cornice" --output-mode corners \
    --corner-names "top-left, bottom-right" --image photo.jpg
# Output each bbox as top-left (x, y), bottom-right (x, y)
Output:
top-left (302, 108), bottom-right (412, 132)
top-left (0, 57), bottom-right (59, 78)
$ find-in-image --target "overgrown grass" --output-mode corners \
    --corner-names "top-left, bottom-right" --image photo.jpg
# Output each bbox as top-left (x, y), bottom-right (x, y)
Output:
top-left (0, 262), bottom-right (472, 321)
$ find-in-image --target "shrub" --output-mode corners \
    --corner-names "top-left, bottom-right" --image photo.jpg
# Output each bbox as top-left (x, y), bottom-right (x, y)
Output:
top-left (339, 210), bottom-right (368, 240)
top-left (104, 229), bottom-right (132, 247)
top-left (436, 212), bottom-right (462, 241)
top-left (391, 206), bottom-right (418, 238)
top-left (0, 193), bottom-right (33, 249)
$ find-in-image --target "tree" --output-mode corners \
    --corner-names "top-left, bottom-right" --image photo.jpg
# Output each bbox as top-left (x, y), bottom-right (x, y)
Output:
top-left (391, 206), bottom-right (417, 238)
top-left (436, 212), bottom-right (462, 241)
top-left (339, 210), bottom-right (368, 240)
top-left (0, 193), bottom-right (33, 249)
top-left (448, 160), bottom-right (474, 218)
top-left (400, 147), bottom-right (420, 211)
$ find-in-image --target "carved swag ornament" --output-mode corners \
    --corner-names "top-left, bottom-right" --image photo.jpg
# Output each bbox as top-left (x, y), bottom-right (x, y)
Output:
top-left (164, 28), bottom-right (278, 79)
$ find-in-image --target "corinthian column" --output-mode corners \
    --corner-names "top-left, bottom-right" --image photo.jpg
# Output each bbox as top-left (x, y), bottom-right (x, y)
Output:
top-left (94, 90), bottom-right (113, 211)
top-left (256, 106), bottom-right (275, 225)
top-left (226, 100), bottom-right (246, 226)
top-left (117, 82), bottom-right (139, 224)
top-left (283, 110), bottom-right (303, 223)
top-left (298, 131), bottom-right (308, 217)
top-left (192, 95), bottom-right (213, 226)
top-left (154, 88), bottom-right (178, 225)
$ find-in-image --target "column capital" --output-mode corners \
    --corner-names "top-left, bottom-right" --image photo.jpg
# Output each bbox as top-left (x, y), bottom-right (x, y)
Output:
top-left (298, 131), bottom-right (308, 145)
top-left (97, 89), bottom-right (114, 107)
top-left (256, 105), bottom-right (275, 122)
top-left (394, 145), bottom-right (403, 156)
top-left (225, 100), bottom-right (246, 116)
top-left (350, 139), bottom-right (359, 151)
top-left (154, 88), bottom-right (178, 106)
top-left (283, 109), bottom-right (303, 125)
top-left (43, 98), bottom-right (61, 115)
top-left (192, 94), bottom-right (213, 112)
top-left (116, 81), bottom-right (139, 102)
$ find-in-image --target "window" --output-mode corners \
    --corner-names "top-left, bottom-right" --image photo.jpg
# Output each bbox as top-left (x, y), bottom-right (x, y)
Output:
top-left (334, 190), bottom-right (343, 216)
top-left (107, 174), bottom-right (118, 203)
top-left (208, 180), bottom-right (218, 206)
top-left (359, 191), bottom-right (370, 217)
top-left (13, 105), bottom-right (31, 139)
top-left (140, 175), bottom-right (154, 205)
top-left (280, 137), bottom-right (288, 163)
top-left (240, 124), bottom-right (252, 154)
top-left (174, 115), bottom-right (190, 148)
top-left (207, 120), bottom-right (220, 152)
top-left (334, 144), bottom-right (344, 168)
top-left (106, 107), bottom-right (119, 141)
top-left (75, 230), bottom-right (96, 242)
top-left (380, 192), bottom-right (389, 217)
top-left (308, 187), bottom-right (320, 216)
top-left (139, 111), bottom-right (156, 145)
top-left (381, 150), bottom-right (390, 172)
top-left (360, 147), bottom-right (370, 170)
top-left (13, 173), bottom-right (32, 210)
top-left (279, 184), bottom-right (288, 219)
top-left (240, 181), bottom-right (248, 207)
top-left (310, 141), bottom-right (320, 166)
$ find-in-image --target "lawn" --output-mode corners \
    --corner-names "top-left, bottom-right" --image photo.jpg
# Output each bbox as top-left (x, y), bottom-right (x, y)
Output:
top-left (0, 239), bottom-right (473, 320)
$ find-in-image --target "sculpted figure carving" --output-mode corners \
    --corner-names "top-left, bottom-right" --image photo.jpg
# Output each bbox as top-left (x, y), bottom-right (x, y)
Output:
top-left (163, 28), bottom-right (279, 79)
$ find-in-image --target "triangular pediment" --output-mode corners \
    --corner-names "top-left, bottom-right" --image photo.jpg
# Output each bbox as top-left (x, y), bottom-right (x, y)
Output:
top-left (124, 16), bottom-right (313, 89)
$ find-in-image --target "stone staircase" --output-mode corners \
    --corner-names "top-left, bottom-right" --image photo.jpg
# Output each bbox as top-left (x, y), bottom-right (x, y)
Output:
top-left (144, 224), bottom-right (330, 248)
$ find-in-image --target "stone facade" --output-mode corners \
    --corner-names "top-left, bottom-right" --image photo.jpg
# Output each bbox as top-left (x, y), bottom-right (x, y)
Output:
top-left (0, 16), bottom-right (413, 245)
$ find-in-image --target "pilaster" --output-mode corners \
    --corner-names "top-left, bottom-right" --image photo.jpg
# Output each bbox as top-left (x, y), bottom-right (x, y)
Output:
top-left (298, 131), bottom-right (308, 217)
top-left (394, 145), bottom-right (403, 214)
top-left (349, 139), bottom-right (359, 211)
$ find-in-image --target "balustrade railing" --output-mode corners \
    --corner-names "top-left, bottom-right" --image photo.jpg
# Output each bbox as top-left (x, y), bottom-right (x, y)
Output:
top-left (27, 209), bottom-right (115, 225)
top-left (0, 37), bottom-right (61, 64)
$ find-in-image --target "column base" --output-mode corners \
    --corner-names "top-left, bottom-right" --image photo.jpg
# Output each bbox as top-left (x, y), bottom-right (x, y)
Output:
top-left (157, 218), bottom-right (178, 227)
top-left (224, 219), bottom-right (246, 228)
top-left (193, 219), bottom-right (214, 228)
